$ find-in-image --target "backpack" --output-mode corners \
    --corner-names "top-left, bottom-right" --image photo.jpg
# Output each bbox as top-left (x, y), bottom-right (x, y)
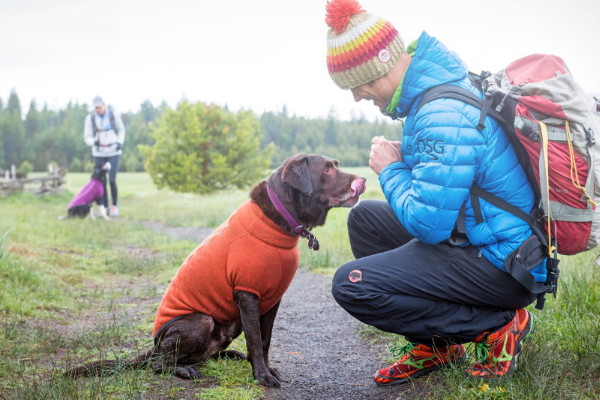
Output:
top-left (90, 108), bottom-right (119, 135)
top-left (418, 54), bottom-right (600, 308)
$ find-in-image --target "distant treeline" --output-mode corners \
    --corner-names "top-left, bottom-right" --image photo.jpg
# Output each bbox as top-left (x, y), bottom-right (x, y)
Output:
top-left (0, 90), bottom-right (402, 173)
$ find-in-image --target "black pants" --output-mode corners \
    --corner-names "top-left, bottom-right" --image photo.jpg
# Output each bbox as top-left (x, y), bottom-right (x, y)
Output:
top-left (94, 155), bottom-right (120, 208)
top-left (332, 200), bottom-right (536, 346)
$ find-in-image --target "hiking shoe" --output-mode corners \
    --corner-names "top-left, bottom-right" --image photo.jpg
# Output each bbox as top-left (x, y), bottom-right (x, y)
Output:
top-left (109, 205), bottom-right (119, 217)
top-left (465, 309), bottom-right (535, 379)
top-left (374, 343), bottom-right (467, 386)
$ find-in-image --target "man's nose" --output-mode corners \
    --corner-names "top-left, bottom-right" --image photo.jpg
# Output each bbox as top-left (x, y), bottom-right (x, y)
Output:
top-left (351, 89), bottom-right (362, 102)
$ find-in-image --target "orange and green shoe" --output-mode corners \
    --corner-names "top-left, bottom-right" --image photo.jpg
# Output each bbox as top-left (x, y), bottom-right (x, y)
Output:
top-left (374, 342), bottom-right (467, 386)
top-left (465, 308), bottom-right (535, 379)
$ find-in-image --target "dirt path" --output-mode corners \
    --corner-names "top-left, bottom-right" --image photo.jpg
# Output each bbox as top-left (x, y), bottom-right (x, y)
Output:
top-left (143, 222), bottom-right (427, 400)
top-left (263, 267), bottom-right (421, 400)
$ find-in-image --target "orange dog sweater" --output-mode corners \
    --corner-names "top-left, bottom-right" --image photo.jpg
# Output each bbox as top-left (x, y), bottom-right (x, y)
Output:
top-left (152, 200), bottom-right (300, 337)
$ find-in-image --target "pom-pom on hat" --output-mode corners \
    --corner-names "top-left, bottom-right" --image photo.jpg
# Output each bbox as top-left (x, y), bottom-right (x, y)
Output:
top-left (325, 0), bottom-right (405, 90)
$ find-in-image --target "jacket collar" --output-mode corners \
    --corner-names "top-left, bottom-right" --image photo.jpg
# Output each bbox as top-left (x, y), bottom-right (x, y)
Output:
top-left (396, 31), bottom-right (468, 118)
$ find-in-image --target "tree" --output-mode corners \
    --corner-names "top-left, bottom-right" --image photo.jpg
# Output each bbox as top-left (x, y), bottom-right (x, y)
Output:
top-left (119, 100), bottom-right (161, 171)
top-left (0, 91), bottom-right (24, 168)
top-left (23, 100), bottom-right (40, 163)
top-left (325, 106), bottom-right (339, 146)
top-left (1, 88), bottom-right (403, 173)
top-left (140, 101), bottom-right (273, 194)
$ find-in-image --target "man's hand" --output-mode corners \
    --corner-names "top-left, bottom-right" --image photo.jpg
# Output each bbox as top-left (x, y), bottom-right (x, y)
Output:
top-left (369, 136), bottom-right (402, 175)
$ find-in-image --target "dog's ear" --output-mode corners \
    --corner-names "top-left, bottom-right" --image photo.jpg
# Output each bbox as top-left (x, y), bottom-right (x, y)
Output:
top-left (281, 155), bottom-right (313, 195)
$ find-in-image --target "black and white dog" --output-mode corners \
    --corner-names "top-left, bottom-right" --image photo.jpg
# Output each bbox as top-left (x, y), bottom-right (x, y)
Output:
top-left (65, 162), bottom-right (110, 220)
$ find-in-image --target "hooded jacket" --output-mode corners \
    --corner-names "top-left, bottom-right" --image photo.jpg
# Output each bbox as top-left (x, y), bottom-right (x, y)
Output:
top-left (381, 32), bottom-right (546, 283)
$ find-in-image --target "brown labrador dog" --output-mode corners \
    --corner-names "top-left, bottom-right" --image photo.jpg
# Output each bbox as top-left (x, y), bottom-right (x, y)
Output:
top-left (66, 153), bottom-right (366, 387)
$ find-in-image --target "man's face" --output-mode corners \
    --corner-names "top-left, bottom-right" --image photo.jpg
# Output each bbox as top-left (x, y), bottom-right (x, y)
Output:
top-left (95, 105), bottom-right (106, 116)
top-left (350, 75), bottom-right (396, 112)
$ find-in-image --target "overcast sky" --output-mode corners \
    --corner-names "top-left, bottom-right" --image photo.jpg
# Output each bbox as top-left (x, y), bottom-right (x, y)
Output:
top-left (1, 0), bottom-right (598, 121)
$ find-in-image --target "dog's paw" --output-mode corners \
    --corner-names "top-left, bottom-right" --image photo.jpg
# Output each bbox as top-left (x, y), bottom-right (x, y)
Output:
top-left (151, 362), bottom-right (163, 374)
top-left (175, 365), bottom-right (201, 380)
top-left (255, 370), bottom-right (281, 387)
top-left (97, 207), bottom-right (110, 220)
top-left (268, 366), bottom-right (281, 380)
top-left (218, 350), bottom-right (247, 361)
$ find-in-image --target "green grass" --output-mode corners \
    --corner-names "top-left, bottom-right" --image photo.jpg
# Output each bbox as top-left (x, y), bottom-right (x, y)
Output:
top-left (0, 171), bottom-right (327, 400)
top-left (1, 170), bottom-right (599, 399)
top-left (63, 172), bottom-right (249, 228)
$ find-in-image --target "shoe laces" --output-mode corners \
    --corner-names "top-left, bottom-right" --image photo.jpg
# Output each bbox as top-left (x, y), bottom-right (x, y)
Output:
top-left (475, 332), bottom-right (514, 365)
top-left (389, 342), bottom-right (417, 359)
top-left (475, 340), bottom-right (491, 362)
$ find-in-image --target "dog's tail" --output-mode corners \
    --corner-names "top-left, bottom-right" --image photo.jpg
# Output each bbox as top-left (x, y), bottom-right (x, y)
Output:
top-left (65, 348), bottom-right (155, 378)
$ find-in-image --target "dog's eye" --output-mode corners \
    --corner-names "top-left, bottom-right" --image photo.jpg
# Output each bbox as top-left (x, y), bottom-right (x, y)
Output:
top-left (324, 161), bottom-right (338, 174)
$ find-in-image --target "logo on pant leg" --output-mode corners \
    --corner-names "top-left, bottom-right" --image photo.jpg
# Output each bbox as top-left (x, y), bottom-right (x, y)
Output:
top-left (348, 269), bottom-right (362, 283)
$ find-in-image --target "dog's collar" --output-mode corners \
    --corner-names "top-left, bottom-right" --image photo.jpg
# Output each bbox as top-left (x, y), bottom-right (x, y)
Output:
top-left (266, 184), bottom-right (320, 251)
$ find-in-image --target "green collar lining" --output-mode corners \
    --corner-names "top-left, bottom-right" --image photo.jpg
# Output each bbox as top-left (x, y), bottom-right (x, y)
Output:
top-left (384, 39), bottom-right (418, 117)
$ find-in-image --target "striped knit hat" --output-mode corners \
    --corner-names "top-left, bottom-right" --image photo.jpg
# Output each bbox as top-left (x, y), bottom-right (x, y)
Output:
top-left (325, 0), bottom-right (405, 90)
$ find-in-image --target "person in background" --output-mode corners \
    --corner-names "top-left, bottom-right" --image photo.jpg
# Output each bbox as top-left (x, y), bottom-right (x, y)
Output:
top-left (83, 96), bottom-right (125, 217)
top-left (324, 0), bottom-right (545, 386)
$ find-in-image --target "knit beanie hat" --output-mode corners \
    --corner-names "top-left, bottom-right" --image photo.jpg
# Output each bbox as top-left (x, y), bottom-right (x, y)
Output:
top-left (325, 0), bottom-right (405, 90)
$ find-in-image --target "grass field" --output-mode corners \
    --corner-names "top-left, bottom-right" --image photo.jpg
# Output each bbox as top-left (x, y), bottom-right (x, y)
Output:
top-left (0, 170), bottom-right (598, 399)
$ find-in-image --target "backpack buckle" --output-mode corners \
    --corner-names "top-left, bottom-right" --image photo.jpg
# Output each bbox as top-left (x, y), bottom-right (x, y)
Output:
top-left (585, 127), bottom-right (596, 146)
top-left (545, 256), bottom-right (560, 297)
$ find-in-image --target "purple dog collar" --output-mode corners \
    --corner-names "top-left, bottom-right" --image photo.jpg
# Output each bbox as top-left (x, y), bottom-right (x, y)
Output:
top-left (266, 184), bottom-right (320, 251)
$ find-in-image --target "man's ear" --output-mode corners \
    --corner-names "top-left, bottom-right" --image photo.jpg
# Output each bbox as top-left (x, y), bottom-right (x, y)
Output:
top-left (281, 155), bottom-right (313, 195)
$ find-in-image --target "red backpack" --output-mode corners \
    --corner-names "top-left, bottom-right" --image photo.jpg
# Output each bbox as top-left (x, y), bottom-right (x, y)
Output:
top-left (419, 54), bottom-right (600, 307)
top-left (422, 54), bottom-right (600, 255)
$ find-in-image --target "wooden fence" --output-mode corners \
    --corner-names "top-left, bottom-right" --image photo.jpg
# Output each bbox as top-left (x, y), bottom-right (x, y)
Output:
top-left (0, 165), bottom-right (66, 196)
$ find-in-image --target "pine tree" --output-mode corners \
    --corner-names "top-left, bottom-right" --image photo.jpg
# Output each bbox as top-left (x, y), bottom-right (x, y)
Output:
top-left (140, 101), bottom-right (273, 194)
top-left (0, 91), bottom-right (24, 169)
top-left (23, 100), bottom-right (40, 164)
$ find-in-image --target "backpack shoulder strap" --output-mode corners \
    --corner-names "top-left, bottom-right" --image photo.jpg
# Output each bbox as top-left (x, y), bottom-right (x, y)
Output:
top-left (418, 80), bottom-right (542, 224)
top-left (418, 76), bottom-right (539, 199)
top-left (90, 112), bottom-right (97, 132)
top-left (417, 81), bottom-right (508, 132)
top-left (108, 108), bottom-right (119, 134)
top-left (418, 84), bottom-right (482, 112)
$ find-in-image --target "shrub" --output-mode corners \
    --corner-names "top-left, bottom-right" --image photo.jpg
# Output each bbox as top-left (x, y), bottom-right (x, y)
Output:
top-left (140, 102), bottom-right (273, 194)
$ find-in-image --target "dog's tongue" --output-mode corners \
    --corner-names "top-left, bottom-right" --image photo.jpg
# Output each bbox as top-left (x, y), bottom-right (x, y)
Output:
top-left (351, 179), bottom-right (366, 196)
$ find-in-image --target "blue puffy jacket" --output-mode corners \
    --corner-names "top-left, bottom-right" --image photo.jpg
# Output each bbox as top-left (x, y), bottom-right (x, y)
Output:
top-left (380, 32), bottom-right (547, 283)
